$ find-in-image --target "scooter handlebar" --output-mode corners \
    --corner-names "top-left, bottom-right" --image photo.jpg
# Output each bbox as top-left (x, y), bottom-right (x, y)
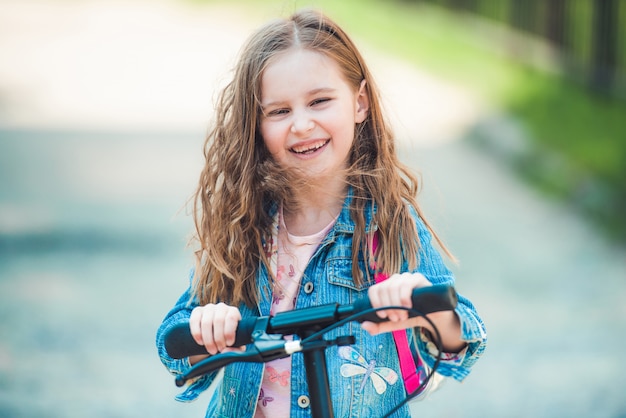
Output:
top-left (163, 284), bottom-right (457, 359)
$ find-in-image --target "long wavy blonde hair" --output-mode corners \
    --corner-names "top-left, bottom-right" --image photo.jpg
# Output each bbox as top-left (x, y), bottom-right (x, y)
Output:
top-left (191, 9), bottom-right (451, 307)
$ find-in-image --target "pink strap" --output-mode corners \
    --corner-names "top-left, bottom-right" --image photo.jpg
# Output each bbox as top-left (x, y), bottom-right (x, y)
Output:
top-left (372, 234), bottom-right (422, 394)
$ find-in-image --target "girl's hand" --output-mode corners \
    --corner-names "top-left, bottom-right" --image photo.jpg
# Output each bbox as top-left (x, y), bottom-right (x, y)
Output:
top-left (189, 303), bottom-right (243, 356)
top-left (362, 272), bottom-right (431, 334)
top-left (361, 272), bottom-right (466, 353)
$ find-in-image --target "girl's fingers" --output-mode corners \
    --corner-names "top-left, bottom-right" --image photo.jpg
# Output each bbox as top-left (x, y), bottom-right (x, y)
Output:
top-left (200, 306), bottom-right (218, 355)
top-left (367, 285), bottom-right (386, 319)
top-left (369, 273), bottom-right (431, 322)
top-left (189, 303), bottom-right (242, 355)
top-left (223, 307), bottom-right (242, 347)
top-left (210, 305), bottom-right (226, 353)
top-left (211, 303), bottom-right (241, 349)
top-left (189, 306), bottom-right (205, 346)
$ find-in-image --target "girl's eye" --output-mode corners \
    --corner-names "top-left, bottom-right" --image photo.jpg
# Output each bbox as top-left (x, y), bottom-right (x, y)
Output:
top-left (267, 108), bottom-right (289, 117)
top-left (311, 98), bottom-right (330, 106)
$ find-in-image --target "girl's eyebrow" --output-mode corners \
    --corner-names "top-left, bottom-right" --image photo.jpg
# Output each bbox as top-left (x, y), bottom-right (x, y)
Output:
top-left (308, 87), bottom-right (336, 95)
top-left (261, 87), bottom-right (337, 109)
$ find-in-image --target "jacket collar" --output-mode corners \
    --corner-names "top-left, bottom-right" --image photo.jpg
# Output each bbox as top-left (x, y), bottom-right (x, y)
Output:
top-left (333, 188), bottom-right (378, 234)
top-left (264, 187), bottom-right (378, 236)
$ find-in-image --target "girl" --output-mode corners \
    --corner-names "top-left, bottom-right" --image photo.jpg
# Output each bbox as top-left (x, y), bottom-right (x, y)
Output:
top-left (157, 9), bottom-right (486, 418)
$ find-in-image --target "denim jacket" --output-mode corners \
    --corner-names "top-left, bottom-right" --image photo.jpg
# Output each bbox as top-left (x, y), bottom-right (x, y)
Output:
top-left (156, 194), bottom-right (487, 418)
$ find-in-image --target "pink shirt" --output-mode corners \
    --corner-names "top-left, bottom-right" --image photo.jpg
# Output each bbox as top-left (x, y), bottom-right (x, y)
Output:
top-left (254, 210), bottom-right (336, 418)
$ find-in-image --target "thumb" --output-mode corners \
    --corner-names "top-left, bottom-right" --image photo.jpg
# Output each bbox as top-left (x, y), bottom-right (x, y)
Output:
top-left (361, 321), bottom-right (381, 336)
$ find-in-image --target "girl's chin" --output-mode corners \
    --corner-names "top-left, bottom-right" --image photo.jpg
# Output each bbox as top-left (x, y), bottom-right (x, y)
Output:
top-left (302, 167), bottom-right (349, 186)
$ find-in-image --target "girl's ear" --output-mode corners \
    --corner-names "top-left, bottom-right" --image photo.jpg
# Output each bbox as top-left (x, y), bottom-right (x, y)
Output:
top-left (355, 79), bottom-right (370, 123)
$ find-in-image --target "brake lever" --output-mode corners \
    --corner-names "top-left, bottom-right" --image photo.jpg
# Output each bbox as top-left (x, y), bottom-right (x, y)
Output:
top-left (175, 331), bottom-right (299, 387)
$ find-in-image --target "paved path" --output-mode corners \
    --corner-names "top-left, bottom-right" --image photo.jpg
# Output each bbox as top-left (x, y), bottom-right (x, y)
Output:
top-left (1, 1), bottom-right (625, 417)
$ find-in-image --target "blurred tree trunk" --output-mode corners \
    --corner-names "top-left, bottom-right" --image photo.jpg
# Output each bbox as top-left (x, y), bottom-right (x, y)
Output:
top-left (510, 0), bottom-right (536, 33)
top-left (590, 0), bottom-right (617, 94)
top-left (546, 0), bottom-right (566, 48)
top-left (448, 0), bottom-right (476, 12)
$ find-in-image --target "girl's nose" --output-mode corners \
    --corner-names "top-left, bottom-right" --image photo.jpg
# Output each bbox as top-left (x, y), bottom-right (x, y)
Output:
top-left (290, 114), bottom-right (315, 135)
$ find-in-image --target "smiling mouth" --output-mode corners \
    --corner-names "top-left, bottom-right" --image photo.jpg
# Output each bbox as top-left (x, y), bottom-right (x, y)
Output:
top-left (290, 139), bottom-right (330, 155)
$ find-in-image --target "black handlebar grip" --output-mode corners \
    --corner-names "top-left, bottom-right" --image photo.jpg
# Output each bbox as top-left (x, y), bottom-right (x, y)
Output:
top-left (163, 322), bottom-right (205, 359)
top-left (351, 284), bottom-right (458, 323)
top-left (411, 284), bottom-right (457, 313)
top-left (232, 316), bottom-right (259, 347)
top-left (163, 317), bottom-right (259, 359)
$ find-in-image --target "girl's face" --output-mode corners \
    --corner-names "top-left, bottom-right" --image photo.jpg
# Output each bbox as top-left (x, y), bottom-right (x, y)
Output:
top-left (259, 48), bottom-right (369, 181)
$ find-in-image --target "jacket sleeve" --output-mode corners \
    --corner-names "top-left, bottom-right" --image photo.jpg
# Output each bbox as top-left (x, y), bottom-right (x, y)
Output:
top-left (155, 269), bottom-right (217, 402)
top-left (410, 211), bottom-right (487, 382)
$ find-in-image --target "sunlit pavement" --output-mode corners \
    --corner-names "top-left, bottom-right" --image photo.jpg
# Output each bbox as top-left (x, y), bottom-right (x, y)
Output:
top-left (1, 1), bottom-right (625, 417)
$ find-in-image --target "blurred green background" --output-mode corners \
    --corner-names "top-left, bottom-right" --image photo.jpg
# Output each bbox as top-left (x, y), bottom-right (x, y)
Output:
top-left (1, 1), bottom-right (625, 417)
top-left (224, 0), bottom-right (626, 240)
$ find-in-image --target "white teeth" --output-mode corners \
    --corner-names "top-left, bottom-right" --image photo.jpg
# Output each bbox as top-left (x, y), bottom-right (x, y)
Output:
top-left (291, 140), bottom-right (329, 154)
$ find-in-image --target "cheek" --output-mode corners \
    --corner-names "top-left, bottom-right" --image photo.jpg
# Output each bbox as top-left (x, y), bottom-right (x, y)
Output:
top-left (260, 123), bottom-right (284, 156)
top-left (334, 119), bottom-right (356, 151)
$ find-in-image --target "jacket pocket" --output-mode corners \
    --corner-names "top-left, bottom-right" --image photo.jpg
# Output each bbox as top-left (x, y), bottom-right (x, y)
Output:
top-left (326, 256), bottom-right (374, 293)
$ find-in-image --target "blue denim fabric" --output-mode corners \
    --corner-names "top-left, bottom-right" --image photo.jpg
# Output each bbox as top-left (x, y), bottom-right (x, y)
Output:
top-left (156, 194), bottom-right (487, 418)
